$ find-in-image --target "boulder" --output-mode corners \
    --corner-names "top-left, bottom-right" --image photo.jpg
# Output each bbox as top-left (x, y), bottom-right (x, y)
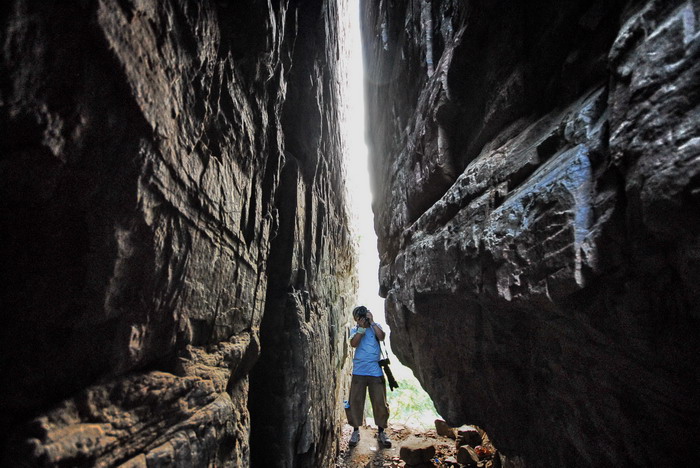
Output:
top-left (435, 419), bottom-right (456, 439)
top-left (456, 445), bottom-right (480, 466)
top-left (399, 438), bottom-right (436, 466)
top-left (456, 426), bottom-right (482, 448)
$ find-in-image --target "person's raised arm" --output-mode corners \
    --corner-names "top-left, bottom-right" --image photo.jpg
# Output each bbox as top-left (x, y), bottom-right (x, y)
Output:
top-left (350, 330), bottom-right (364, 347)
top-left (366, 312), bottom-right (386, 341)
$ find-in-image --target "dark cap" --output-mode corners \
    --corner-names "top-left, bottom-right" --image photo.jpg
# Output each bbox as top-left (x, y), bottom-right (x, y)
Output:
top-left (352, 305), bottom-right (369, 318)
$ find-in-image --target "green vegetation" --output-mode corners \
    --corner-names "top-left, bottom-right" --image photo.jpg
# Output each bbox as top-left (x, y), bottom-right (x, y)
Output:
top-left (387, 378), bottom-right (440, 429)
top-left (364, 377), bottom-right (440, 429)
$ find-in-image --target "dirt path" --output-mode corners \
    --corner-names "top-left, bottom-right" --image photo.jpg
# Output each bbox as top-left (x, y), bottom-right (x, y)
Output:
top-left (336, 424), bottom-right (461, 467)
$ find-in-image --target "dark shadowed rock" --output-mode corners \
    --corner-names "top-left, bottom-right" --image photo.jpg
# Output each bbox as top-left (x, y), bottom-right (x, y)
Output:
top-left (456, 426), bottom-right (482, 448)
top-left (435, 419), bottom-right (456, 439)
top-left (0, 1), bottom-right (355, 466)
top-left (361, 0), bottom-right (700, 466)
top-left (456, 445), bottom-right (480, 466)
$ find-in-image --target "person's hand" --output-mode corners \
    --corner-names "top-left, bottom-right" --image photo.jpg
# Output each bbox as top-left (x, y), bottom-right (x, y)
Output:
top-left (366, 311), bottom-right (374, 324)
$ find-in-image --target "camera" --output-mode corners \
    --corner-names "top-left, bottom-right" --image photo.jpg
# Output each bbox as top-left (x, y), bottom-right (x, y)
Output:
top-left (354, 306), bottom-right (367, 318)
top-left (353, 306), bottom-right (369, 322)
top-left (378, 358), bottom-right (399, 391)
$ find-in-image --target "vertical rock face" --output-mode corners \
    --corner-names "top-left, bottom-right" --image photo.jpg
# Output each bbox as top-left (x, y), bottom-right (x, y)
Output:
top-left (0, 1), bottom-right (354, 466)
top-left (247, 2), bottom-right (357, 467)
top-left (361, 0), bottom-right (699, 466)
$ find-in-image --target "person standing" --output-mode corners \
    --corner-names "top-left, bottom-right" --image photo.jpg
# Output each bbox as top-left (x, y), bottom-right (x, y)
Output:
top-left (347, 305), bottom-right (392, 448)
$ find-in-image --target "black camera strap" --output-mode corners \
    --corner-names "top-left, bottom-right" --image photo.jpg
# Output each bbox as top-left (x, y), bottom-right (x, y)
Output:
top-left (375, 334), bottom-right (399, 391)
top-left (376, 336), bottom-right (389, 360)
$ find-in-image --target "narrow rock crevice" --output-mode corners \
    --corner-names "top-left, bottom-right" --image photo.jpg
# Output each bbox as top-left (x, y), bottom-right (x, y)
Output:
top-left (2, 0), bottom-right (699, 466)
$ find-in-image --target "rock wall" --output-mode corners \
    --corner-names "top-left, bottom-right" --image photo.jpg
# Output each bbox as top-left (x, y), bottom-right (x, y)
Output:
top-left (361, 0), bottom-right (700, 466)
top-left (0, 1), bottom-right (354, 466)
top-left (247, 1), bottom-right (357, 467)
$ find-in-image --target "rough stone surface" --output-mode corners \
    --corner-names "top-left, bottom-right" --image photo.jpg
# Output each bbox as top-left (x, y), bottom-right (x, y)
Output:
top-left (456, 445), bottom-right (480, 466)
top-left (361, 0), bottom-right (700, 466)
top-left (399, 437), bottom-right (436, 465)
top-left (456, 427), bottom-right (482, 449)
top-left (434, 419), bottom-right (456, 439)
top-left (0, 1), bottom-right (355, 466)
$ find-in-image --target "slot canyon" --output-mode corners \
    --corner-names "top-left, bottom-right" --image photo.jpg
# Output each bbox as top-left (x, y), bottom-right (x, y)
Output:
top-left (1, 0), bottom-right (698, 467)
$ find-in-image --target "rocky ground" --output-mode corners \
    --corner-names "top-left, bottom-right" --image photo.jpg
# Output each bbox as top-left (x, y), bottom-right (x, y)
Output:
top-left (337, 422), bottom-right (502, 468)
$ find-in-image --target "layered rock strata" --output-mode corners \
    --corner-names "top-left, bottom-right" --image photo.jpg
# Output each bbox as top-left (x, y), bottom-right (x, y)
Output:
top-left (361, 0), bottom-right (700, 466)
top-left (0, 1), bottom-right (354, 466)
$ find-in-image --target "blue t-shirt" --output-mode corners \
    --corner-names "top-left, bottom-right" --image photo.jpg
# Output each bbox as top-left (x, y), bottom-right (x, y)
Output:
top-left (350, 323), bottom-right (384, 377)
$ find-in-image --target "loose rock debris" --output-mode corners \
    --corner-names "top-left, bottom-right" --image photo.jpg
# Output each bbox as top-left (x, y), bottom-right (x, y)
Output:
top-left (337, 420), bottom-right (503, 468)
